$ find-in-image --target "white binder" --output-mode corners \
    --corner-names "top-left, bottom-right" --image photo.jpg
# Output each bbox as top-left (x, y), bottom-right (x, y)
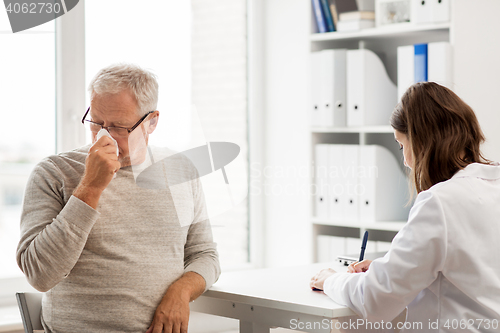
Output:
top-left (428, 41), bottom-right (453, 90)
top-left (317, 235), bottom-right (331, 262)
top-left (328, 144), bottom-right (345, 222)
top-left (411, 0), bottom-right (432, 24)
top-left (342, 145), bottom-right (359, 222)
top-left (315, 144), bottom-right (330, 219)
top-left (330, 236), bottom-right (347, 260)
top-left (347, 49), bottom-right (397, 127)
top-left (346, 236), bottom-right (361, 255)
top-left (310, 52), bottom-right (322, 126)
top-left (397, 45), bottom-right (415, 102)
top-left (430, 0), bottom-right (450, 23)
top-left (317, 235), bottom-right (347, 262)
top-left (411, 0), bottom-right (448, 24)
top-left (319, 49), bottom-right (347, 128)
top-left (358, 145), bottom-right (410, 222)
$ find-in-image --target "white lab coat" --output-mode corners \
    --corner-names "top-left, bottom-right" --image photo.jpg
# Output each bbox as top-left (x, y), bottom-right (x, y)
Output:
top-left (324, 162), bottom-right (500, 333)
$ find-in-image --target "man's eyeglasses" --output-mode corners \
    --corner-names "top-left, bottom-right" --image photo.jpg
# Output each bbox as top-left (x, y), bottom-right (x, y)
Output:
top-left (81, 107), bottom-right (154, 138)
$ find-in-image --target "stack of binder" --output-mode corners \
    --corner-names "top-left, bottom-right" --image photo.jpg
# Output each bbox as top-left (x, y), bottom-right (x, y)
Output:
top-left (311, 48), bottom-right (397, 128)
top-left (346, 49), bottom-right (397, 127)
top-left (315, 144), bottom-right (409, 223)
top-left (317, 235), bottom-right (367, 262)
top-left (317, 235), bottom-right (390, 263)
top-left (310, 49), bottom-right (347, 127)
top-left (411, 0), bottom-right (450, 24)
top-left (397, 41), bottom-right (453, 101)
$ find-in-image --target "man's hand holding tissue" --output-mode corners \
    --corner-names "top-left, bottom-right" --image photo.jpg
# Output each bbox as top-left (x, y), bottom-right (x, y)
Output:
top-left (73, 135), bottom-right (121, 209)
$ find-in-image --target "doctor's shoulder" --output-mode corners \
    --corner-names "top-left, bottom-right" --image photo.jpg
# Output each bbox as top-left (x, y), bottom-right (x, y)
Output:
top-left (409, 162), bottom-right (498, 217)
top-left (407, 176), bottom-right (465, 218)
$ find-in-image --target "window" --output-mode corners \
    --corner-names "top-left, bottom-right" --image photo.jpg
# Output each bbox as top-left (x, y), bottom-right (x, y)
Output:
top-left (0, 13), bottom-right (56, 278)
top-left (85, 0), bottom-right (249, 269)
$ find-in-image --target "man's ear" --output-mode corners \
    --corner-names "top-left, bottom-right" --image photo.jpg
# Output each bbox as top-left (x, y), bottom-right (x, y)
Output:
top-left (147, 112), bottom-right (159, 134)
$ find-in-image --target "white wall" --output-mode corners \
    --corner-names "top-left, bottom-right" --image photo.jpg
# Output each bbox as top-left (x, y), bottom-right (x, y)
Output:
top-left (262, 0), bottom-right (312, 267)
top-left (452, 0), bottom-right (500, 162)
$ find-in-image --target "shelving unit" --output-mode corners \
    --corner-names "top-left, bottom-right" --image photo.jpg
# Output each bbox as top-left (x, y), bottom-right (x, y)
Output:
top-left (311, 125), bottom-right (393, 133)
top-left (312, 218), bottom-right (406, 232)
top-left (310, 22), bottom-right (450, 42)
top-left (310, 17), bottom-right (452, 262)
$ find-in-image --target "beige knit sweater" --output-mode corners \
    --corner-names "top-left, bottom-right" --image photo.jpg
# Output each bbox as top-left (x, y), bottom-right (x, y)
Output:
top-left (16, 145), bottom-right (220, 332)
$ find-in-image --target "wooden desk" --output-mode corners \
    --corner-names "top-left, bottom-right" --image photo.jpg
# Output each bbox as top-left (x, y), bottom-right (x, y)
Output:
top-left (190, 262), bottom-right (356, 333)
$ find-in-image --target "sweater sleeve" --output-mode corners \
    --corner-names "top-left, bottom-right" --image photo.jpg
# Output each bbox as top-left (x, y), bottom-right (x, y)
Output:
top-left (322, 190), bottom-right (448, 322)
top-left (183, 173), bottom-right (221, 291)
top-left (16, 159), bottom-right (100, 292)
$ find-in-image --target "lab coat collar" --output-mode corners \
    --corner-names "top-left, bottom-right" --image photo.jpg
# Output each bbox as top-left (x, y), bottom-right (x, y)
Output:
top-left (452, 162), bottom-right (500, 181)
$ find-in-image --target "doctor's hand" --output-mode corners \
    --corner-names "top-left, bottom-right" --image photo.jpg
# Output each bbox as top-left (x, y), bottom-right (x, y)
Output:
top-left (310, 268), bottom-right (337, 291)
top-left (348, 259), bottom-right (372, 273)
top-left (73, 136), bottom-right (121, 209)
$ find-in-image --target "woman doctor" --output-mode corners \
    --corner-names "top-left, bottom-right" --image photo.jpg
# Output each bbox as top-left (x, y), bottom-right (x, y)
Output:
top-left (310, 82), bottom-right (500, 332)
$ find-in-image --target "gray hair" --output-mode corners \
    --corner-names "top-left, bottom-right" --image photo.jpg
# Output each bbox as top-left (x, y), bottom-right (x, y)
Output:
top-left (88, 63), bottom-right (159, 116)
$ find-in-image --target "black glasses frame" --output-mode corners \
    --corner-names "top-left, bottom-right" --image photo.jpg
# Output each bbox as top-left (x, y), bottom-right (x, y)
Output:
top-left (81, 107), bottom-right (155, 135)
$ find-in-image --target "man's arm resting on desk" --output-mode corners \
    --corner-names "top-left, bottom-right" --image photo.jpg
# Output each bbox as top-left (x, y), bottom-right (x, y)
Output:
top-left (146, 218), bottom-right (220, 333)
top-left (146, 271), bottom-right (206, 333)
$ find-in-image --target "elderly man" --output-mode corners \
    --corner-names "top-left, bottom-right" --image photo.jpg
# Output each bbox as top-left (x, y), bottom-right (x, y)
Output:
top-left (16, 63), bottom-right (220, 333)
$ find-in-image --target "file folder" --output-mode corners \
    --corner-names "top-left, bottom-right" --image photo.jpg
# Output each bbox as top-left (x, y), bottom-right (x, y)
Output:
top-left (310, 52), bottom-right (323, 126)
top-left (315, 144), bottom-right (330, 219)
top-left (431, 0), bottom-right (450, 23)
top-left (412, 0), bottom-right (449, 24)
top-left (312, 0), bottom-right (327, 33)
top-left (342, 145), bottom-right (359, 222)
top-left (428, 41), bottom-right (453, 90)
top-left (328, 144), bottom-right (345, 221)
top-left (317, 235), bottom-right (346, 262)
top-left (414, 44), bottom-right (428, 83)
top-left (397, 45), bottom-right (415, 101)
top-left (319, 49), bottom-right (347, 127)
top-left (317, 235), bottom-right (331, 262)
top-left (346, 236), bottom-right (362, 254)
top-left (347, 49), bottom-right (397, 127)
top-left (358, 145), bottom-right (410, 222)
top-left (411, 0), bottom-right (432, 24)
top-left (320, 0), bottom-right (335, 32)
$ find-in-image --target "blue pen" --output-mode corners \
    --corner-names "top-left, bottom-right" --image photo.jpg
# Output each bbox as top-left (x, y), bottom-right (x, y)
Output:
top-left (359, 231), bottom-right (369, 262)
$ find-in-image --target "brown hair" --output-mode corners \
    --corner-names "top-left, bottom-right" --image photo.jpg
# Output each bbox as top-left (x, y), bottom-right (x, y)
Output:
top-left (390, 82), bottom-right (489, 193)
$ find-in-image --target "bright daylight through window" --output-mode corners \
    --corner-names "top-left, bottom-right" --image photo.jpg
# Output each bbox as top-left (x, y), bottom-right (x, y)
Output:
top-left (0, 13), bottom-right (55, 278)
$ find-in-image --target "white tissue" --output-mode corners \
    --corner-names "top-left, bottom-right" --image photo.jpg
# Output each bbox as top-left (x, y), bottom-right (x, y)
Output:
top-left (96, 128), bottom-right (119, 156)
top-left (96, 129), bottom-right (119, 180)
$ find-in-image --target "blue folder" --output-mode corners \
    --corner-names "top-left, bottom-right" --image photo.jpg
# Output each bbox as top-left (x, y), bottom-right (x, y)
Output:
top-left (414, 44), bottom-right (428, 83)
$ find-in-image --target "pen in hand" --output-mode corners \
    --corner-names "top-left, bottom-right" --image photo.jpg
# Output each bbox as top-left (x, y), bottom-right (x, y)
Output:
top-left (359, 231), bottom-right (369, 262)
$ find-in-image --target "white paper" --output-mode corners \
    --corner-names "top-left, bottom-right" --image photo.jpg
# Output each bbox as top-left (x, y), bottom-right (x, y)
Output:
top-left (96, 128), bottom-right (119, 156)
top-left (96, 128), bottom-right (119, 179)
